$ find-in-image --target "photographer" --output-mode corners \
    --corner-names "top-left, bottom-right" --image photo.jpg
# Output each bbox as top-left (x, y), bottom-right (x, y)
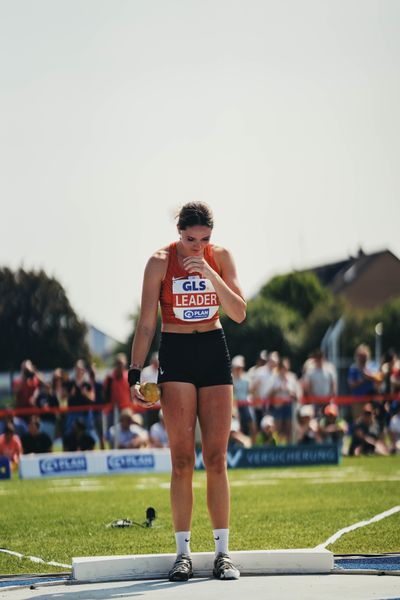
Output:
top-left (13, 359), bottom-right (42, 409)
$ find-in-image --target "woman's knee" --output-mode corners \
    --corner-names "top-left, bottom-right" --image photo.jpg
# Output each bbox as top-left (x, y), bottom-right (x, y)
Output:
top-left (171, 452), bottom-right (195, 477)
top-left (202, 449), bottom-right (227, 474)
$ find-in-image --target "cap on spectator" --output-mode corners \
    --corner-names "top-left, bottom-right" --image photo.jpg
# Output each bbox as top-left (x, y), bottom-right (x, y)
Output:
top-left (268, 351), bottom-right (280, 364)
top-left (120, 408), bottom-right (133, 420)
top-left (299, 405), bottom-right (314, 418)
top-left (75, 359), bottom-right (86, 370)
top-left (324, 404), bottom-right (338, 417)
top-left (260, 415), bottom-right (275, 429)
top-left (259, 350), bottom-right (268, 361)
top-left (232, 355), bottom-right (245, 368)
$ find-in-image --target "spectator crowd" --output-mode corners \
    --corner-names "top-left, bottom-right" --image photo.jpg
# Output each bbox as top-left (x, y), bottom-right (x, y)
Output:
top-left (1, 344), bottom-right (399, 471)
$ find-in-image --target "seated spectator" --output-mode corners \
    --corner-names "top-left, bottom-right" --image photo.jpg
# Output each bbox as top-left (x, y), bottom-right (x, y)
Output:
top-left (349, 403), bottom-right (389, 456)
top-left (34, 381), bottom-right (59, 441)
top-left (149, 411), bottom-right (169, 448)
top-left (232, 355), bottom-right (257, 443)
top-left (21, 415), bottom-right (52, 454)
top-left (388, 403), bottom-right (400, 454)
top-left (63, 417), bottom-right (96, 451)
top-left (318, 404), bottom-right (347, 451)
top-left (0, 420), bottom-right (22, 470)
top-left (108, 408), bottom-right (149, 449)
top-left (228, 417), bottom-right (251, 449)
top-left (296, 405), bottom-right (320, 445)
top-left (257, 415), bottom-right (278, 446)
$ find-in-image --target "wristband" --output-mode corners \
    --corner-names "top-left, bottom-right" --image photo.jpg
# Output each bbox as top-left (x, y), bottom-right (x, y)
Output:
top-left (129, 363), bottom-right (143, 370)
top-left (128, 368), bottom-right (141, 388)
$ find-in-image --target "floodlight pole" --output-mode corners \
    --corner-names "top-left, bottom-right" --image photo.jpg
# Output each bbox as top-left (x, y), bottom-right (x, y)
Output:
top-left (375, 322), bottom-right (383, 365)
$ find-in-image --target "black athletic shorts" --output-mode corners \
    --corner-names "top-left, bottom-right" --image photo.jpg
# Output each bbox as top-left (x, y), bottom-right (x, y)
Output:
top-left (157, 329), bottom-right (232, 388)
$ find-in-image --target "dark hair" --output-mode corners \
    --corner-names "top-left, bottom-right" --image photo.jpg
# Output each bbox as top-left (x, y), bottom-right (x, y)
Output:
top-left (177, 202), bottom-right (214, 230)
top-left (4, 420), bottom-right (15, 435)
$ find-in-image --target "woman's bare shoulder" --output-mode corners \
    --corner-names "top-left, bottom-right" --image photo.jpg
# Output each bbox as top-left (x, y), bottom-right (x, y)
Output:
top-left (145, 246), bottom-right (170, 275)
top-left (212, 245), bottom-right (234, 265)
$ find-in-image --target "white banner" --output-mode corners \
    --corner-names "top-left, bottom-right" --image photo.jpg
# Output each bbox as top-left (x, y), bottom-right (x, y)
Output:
top-left (19, 449), bottom-right (172, 479)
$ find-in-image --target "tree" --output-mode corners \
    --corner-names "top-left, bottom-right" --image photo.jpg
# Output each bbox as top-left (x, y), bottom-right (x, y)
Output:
top-left (0, 267), bottom-right (89, 370)
top-left (340, 297), bottom-right (400, 360)
top-left (260, 271), bottom-right (330, 320)
top-left (115, 308), bottom-right (162, 366)
top-left (222, 296), bottom-right (301, 368)
top-left (296, 295), bottom-right (347, 365)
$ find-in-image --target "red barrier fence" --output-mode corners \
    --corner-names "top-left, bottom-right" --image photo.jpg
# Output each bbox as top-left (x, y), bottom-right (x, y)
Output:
top-left (0, 393), bottom-right (398, 419)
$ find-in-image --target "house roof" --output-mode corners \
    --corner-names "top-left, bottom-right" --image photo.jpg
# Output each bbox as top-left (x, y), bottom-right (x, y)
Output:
top-left (305, 248), bottom-right (400, 309)
top-left (308, 249), bottom-right (391, 288)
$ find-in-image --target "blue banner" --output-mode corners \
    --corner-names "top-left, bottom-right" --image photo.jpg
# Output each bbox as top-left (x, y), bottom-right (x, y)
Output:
top-left (0, 456), bottom-right (11, 479)
top-left (195, 444), bottom-right (340, 470)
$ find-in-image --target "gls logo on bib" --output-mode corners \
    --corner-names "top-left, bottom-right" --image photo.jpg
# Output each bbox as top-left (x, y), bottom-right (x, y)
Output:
top-left (172, 276), bottom-right (219, 322)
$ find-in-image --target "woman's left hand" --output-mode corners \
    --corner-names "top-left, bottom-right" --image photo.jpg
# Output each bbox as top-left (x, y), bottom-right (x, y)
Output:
top-left (182, 256), bottom-right (215, 279)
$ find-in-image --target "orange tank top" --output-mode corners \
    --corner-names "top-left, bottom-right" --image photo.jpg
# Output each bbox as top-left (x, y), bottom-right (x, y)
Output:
top-left (160, 242), bottom-right (221, 325)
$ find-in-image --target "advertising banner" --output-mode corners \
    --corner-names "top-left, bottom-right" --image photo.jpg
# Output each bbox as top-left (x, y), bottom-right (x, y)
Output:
top-left (19, 444), bottom-right (339, 479)
top-left (19, 449), bottom-right (172, 479)
top-left (195, 444), bottom-right (340, 470)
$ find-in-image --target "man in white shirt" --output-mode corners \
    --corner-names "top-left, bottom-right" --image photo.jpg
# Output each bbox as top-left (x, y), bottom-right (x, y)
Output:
top-left (107, 408), bottom-right (149, 449)
top-left (250, 351), bottom-right (279, 427)
top-left (303, 349), bottom-right (337, 417)
top-left (268, 357), bottom-right (299, 444)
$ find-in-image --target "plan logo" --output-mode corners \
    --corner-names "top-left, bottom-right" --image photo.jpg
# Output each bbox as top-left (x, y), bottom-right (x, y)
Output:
top-left (107, 454), bottom-right (155, 471)
top-left (183, 309), bottom-right (209, 320)
top-left (39, 456), bottom-right (87, 475)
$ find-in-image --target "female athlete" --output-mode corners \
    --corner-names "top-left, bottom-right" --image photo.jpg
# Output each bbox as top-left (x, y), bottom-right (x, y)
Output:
top-left (129, 202), bottom-right (246, 581)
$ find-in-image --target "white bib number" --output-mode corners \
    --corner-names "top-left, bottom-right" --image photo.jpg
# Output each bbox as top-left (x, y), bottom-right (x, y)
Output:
top-left (172, 276), bottom-right (219, 322)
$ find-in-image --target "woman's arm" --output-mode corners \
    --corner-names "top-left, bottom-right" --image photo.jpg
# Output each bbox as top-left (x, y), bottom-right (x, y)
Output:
top-left (130, 252), bottom-right (166, 369)
top-left (183, 247), bottom-right (246, 323)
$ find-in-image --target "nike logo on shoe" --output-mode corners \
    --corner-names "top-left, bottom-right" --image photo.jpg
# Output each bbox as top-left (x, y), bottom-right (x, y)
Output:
top-left (214, 536), bottom-right (220, 540)
top-left (185, 538), bottom-right (190, 542)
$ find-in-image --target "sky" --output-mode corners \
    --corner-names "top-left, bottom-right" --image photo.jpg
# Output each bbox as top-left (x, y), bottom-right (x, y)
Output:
top-left (1, 0), bottom-right (399, 342)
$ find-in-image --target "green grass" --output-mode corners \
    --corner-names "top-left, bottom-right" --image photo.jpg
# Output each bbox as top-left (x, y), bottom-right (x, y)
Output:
top-left (1, 455), bottom-right (399, 575)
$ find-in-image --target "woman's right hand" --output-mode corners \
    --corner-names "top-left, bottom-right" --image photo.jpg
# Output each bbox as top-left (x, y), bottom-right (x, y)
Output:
top-left (130, 384), bottom-right (159, 408)
top-left (130, 384), bottom-right (150, 408)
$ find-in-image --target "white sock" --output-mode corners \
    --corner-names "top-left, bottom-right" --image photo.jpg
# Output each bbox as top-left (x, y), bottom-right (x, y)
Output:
top-left (175, 531), bottom-right (191, 556)
top-left (213, 528), bottom-right (229, 556)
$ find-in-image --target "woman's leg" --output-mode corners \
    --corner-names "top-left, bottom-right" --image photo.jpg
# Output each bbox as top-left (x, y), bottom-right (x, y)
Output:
top-left (197, 384), bottom-right (233, 528)
top-left (160, 381), bottom-right (197, 532)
